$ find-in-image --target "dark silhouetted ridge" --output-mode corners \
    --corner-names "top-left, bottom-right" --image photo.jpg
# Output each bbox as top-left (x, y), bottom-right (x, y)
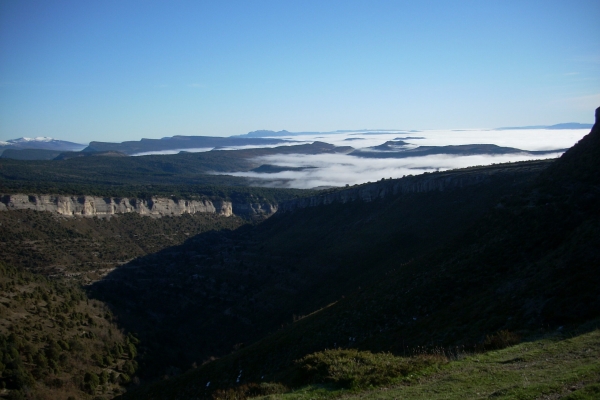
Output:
top-left (541, 106), bottom-right (600, 187)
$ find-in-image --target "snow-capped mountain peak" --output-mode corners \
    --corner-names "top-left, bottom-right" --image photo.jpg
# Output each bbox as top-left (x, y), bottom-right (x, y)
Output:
top-left (0, 137), bottom-right (86, 156)
top-left (8, 137), bottom-right (55, 143)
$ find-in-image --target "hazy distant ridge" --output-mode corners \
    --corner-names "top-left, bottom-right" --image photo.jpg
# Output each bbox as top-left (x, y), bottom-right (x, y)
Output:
top-left (495, 122), bottom-right (593, 130)
top-left (83, 135), bottom-right (290, 155)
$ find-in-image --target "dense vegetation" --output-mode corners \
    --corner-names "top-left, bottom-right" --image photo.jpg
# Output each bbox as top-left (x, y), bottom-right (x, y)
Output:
top-left (0, 142), bottom-right (334, 206)
top-left (0, 149), bottom-right (65, 161)
top-left (0, 142), bottom-right (348, 193)
top-left (0, 211), bottom-right (247, 279)
top-left (0, 211), bottom-right (255, 399)
top-left (0, 263), bottom-right (136, 399)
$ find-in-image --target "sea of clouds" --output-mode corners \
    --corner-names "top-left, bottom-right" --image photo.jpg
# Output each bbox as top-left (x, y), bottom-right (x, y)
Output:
top-left (132, 128), bottom-right (589, 189)
top-left (227, 151), bottom-right (564, 189)
top-left (225, 128), bottom-right (588, 189)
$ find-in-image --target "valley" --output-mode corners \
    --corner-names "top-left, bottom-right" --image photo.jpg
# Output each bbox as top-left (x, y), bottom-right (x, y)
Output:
top-left (0, 111), bottom-right (598, 399)
top-left (115, 110), bottom-right (600, 399)
top-left (2, 2), bottom-right (597, 398)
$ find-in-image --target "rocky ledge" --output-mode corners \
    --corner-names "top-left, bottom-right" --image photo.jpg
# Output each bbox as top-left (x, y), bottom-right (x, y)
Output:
top-left (0, 194), bottom-right (276, 218)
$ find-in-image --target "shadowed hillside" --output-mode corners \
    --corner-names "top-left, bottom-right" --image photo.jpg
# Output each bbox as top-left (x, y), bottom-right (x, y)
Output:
top-left (87, 158), bottom-right (546, 382)
top-left (118, 109), bottom-right (600, 399)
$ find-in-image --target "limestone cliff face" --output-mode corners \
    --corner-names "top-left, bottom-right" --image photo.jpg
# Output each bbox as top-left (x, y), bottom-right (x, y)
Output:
top-left (0, 194), bottom-right (234, 218)
top-left (278, 161), bottom-right (551, 212)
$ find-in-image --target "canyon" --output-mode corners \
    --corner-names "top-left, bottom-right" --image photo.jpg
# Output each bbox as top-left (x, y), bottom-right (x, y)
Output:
top-left (0, 160), bottom-right (550, 220)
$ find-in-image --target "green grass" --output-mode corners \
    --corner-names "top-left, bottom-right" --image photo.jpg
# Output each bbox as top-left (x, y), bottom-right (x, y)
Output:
top-left (253, 328), bottom-right (600, 399)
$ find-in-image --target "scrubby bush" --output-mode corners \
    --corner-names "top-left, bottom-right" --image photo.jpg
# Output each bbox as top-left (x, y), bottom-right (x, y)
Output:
top-left (83, 371), bottom-right (100, 394)
top-left (482, 330), bottom-right (521, 350)
top-left (295, 349), bottom-right (447, 389)
top-left (99, 369), bottom-right (109, 385)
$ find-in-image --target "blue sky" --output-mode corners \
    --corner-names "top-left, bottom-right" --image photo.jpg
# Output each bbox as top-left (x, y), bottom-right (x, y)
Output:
top-left (1, 1), bottom-right (598, 143)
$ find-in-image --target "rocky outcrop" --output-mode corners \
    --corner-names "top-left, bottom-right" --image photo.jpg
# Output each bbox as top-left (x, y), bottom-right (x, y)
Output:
top-left (0, 194), bottom-right (233, 218)
top-left (279, 161), bottom-right (553, 212)
top-left (232, 202), bottom-right (278, 218)
top-left (0, 194), bottom-right (281, 219)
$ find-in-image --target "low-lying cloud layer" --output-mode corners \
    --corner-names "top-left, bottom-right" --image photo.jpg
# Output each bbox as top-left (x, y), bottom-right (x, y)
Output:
top-left (224, 128), bottom-right (588, 189)
top-left (228, 152), bottom-right (565, 189)
top-left (277, 128), bottom-right (586, 151)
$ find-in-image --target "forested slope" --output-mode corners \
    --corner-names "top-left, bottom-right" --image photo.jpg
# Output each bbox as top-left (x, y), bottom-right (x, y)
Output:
top-left (0, 264), bottom-right (137, 399)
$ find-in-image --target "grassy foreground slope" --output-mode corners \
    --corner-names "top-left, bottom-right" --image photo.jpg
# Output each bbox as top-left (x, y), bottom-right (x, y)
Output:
top-left (264, 326), bottom-right (600, 400)
top-left (120, 110), bottom-right (600, 399)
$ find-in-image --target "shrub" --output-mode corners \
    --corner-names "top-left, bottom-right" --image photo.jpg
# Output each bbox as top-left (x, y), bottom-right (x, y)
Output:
top-left (119, 373), bottom-right (131, 385)
top-left (482, 330), bottom-right (521, 350)
top-left (83, 372), bottom-right (100, 394)
top-left (295, 349), bottom-right (447, 389)
top-left (122, 360), bottom-right (137, 375)
top-left (33, 351), bottom-right (47, 369)
top-left (46, 339), bottom-right (61, 361)
top-left (99, 370), bottom-right (109, 385)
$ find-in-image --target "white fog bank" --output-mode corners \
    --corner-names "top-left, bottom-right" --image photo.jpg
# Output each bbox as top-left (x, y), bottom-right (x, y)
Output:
top-left (224, 128), bottom-right (589, 189)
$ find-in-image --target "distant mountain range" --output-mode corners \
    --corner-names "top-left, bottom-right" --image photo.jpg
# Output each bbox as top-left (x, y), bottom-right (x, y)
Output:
top-left (350, 141), bottom-right (566, 158)
top-left (0, 120), bottom-right (591, 160)
top-left (0, 135), bottom-right (294, 158)
top-left (495, 122), bottom-right (593, 130)
top-left (234, 129), bottom-right (322, 137)
top-left (0, 137), bottom-right (86, 157)
top-left (235, 129), bottom-right (421, 137)
top-left (238, 123), bottom-right (593, 137)
top-left (83, 135), bottom-right (291, 155)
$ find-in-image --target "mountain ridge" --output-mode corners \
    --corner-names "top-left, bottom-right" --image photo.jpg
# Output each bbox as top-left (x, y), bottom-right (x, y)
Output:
top-left (350, 143), bottom-right (565, 159)
top-left (496, 122), bottom-right (593, 130)
top-left (83, 136), bottom-right (290, 155)
top-left (0, 137), bottom-right (86, 156)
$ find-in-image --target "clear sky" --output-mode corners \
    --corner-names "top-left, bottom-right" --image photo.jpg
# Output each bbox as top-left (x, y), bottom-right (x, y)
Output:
top-left (1, 1), bottom-right (598, 143)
